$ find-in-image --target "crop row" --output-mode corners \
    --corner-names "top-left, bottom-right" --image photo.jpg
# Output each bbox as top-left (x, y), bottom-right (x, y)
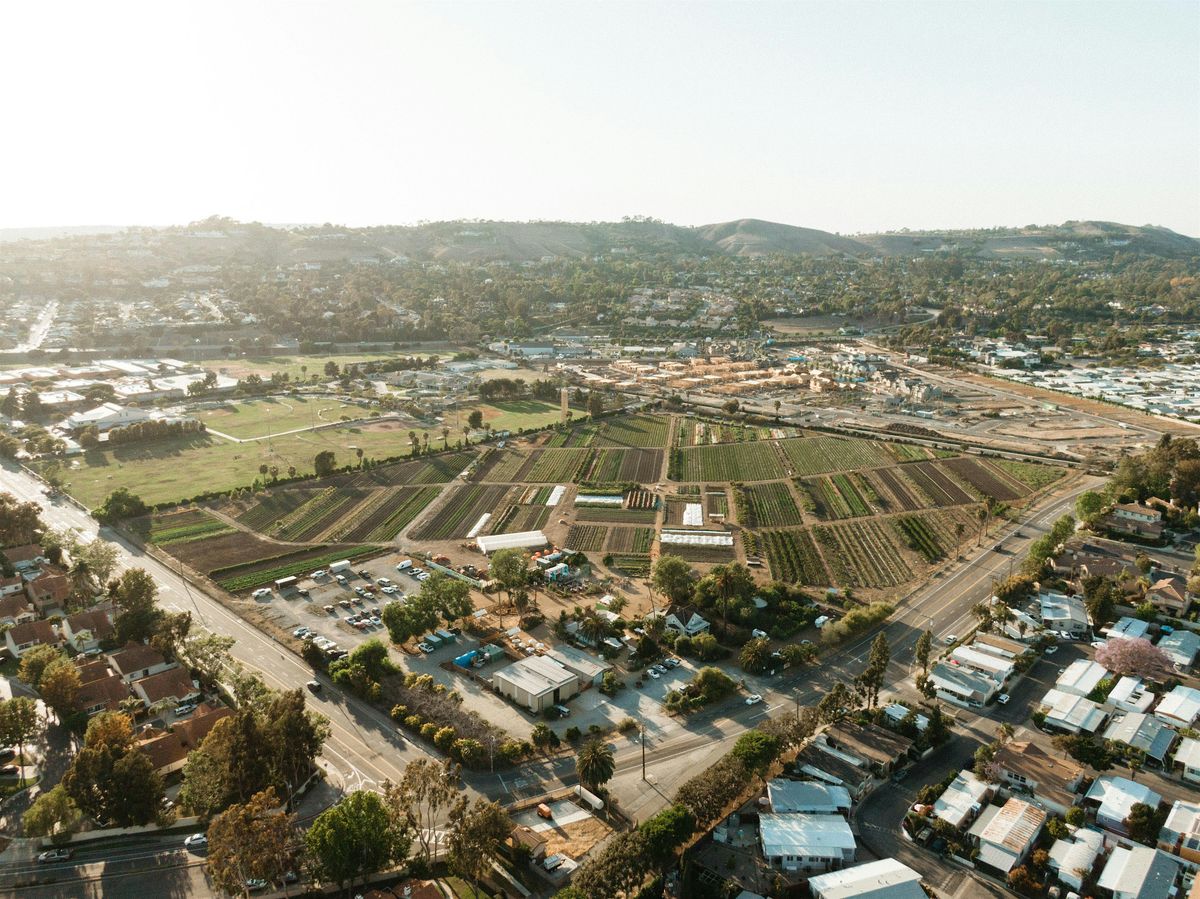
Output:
top-left (940, 457), bottom-right (1029, 501)
top-left (215, 545), bottom-right (379, 592)
top-left (885, 443), bottom-right (930, 463)
top-left (356, 487), bottom-right (443, 542)
top-left (892, 514), bottom-right (945, 562)
top-left (606, 526), bottom-right (654, 553)
top-left (739, 482), bottom-right (803, 527)
top-left (582, 448), bottom-right (663, 483)
top-left (492, 505), bottom-right (549, 535)
top-left (669, 441), bottom-right (785, 482)
top-left (803, 474), bottom-right (871, 520)
top-left (527, 448), bottom-right (594, 483)
top-left (868, 467), bottom-right (924, 512)
top-left (148, 514), bottom-right (233, 545)
top-left (605, 553), bottom-right (652, 576)
top-left (234, 491), bottom-right (311, 532)
top-left (757, 529), bottom-right (829, 586)
top-left (993, 459), bottom-right (1066, 490)
top-left (594, 414), bottom-right (669, 448)
top-left (328, 451), bottom-right (475, 489)
top-left (778, 436), bottom-right (892, 477)
top-left (574, 507), bottom-right (658, 524)
top-left (273, 489), bottom-right (355, 541)
top-left (815, 521), bottom-right (911, 588)
top-left (905, 462), bottom-right (977, 507)
top-left (410, 485), bottom-right (512, 540)
top-left (626, 489), bottom-right (657, 510)
top-left (565, 525), bottom-right (608, 552)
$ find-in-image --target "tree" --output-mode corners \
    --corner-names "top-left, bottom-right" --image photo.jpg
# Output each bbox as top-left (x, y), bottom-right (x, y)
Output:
top-left (531, 722), bottom-right (559, 755)
top-left (23, 785), bottom-right (82, 840)
top-left (313, 450), bottom-right (337, 477)
top-left (305, 790), bottom-right (408, 892)
top-left (73, 539), bottom-right (120, 585)
top-left (62, 712), bottom-right (163, 826)
top-left (915, 629), bottom-right (933, 676)
top-left (1052, 734), bottom-right (1113, 771)
top-left (467, 409), bottom-right (484, 430)
top-left (710, 562), bottom-right (754, 635)
top-left (178, 711), bottom-right (272, 817)
top-left (381, 594), bottom-right (439, 645)
top-left (112, 568), bottom-right (161, 644)
top-left (1095, 638), bottom-right (1174, 681)
top-left (262, 689), bottom-right (329, 798)
top-left (1075, 491), bottom-right (1106, 524)
top-left (587, 391), bottom-right (605, 419)
top-left (39, 658), bottom-right (81, 717)
top-left (207, 788), bottom-right (298, 895)
top-left (638, 804), bottom-right (695, 867)
top-left (384, 758), bottom-right (461, 867)
top-left (818, 682), bottom-right (851, 723)
top-left (93, 487), bottom-right (149, 524)
top-left (0, 697), bottom-right (43, 774)
top-left (421, 573), bottom-right (474, 625)
top-left (575, 738), bottom-right (615, 791)
top-left (739, 637), bottom-right (771, 674)
top-left (0, 492), bottom-right (45, 546)
top-left (857, 632), bottom-right (890, 709)
top-left (1065, 806), bottom-right (1085, 827)
top-left (571, 829), bottom-right (652, 899)
top-left (1081, 574), bottom-right (1119, 627)
top-left (177, 631), bottom-right (235, 686)
top-left (1125, 802), bottom-right (1167, 845)
top-left (17, 644), bottom-right (64, 689)
top-left (651, 555), bottom-right (694, 606)
top-left (729, 730), bottom-right (781, 778)
top-left (447, 798), bottom-right (512, 897)
top-left (489, 548), bottom-right (528, 611)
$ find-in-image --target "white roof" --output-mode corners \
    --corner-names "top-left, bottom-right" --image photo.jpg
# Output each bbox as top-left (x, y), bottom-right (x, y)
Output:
top-left (659, 529), bottom-right (733, 547)
top-left (1108, 676), bottom-right (1154, 713)
top-left (1096, 846), bottom-right (1180, 897)
top-left (475, 530), bottom-right (548, 554)
top-left (1040, 689), bottom-right (1108, 733)
top-left (1175, 736), bottom-right (1200, 770)
top-left (491, 655), bottom-right (576, 696)
top-left (1107, 617), bottom-right (1151, 640)
top-left (1158, 630), bottom-right (1200, 668)
top-left (1056, 659), bottom-right (1108, 697)
top-left (882, 703), bottom-right (928, 732)
top-left (1048, 828), bottom-right (1104, 879)
top-left (759, 813), bottom-right (856, 859)
top-left (807, 859), bottom-right (925, 899)
top-left (950, 646), bottom-right (1014, 680)
top-left (766, 780), bottom-right (851, 815)
top-left (933, 770), bottom-right (989, 828)
top-left (1155, 685), bottom-right (1200, 727)
top-left (1040, 591), bottom-right (1088, 625)
top-left (682, 503), bottom-right (704, 526)
top-left (1086, 776), bottom-right (1161, 827)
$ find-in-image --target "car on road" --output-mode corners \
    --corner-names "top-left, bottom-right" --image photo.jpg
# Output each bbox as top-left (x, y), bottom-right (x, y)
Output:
top-left (305, 680), bottom-right (322, 694)
top-left (184, 833), bottom-right (208, 850)
top-left (745, 694), bottom-right (763, 705)
top-left (997, 694), bottom-right (1010, 705)
top-left (37, 848), bottom-right (73, 863)
top-left (358, 569), bottom-right (371, 579)
top-left (1044, 645), bottom-right (1058, 655)
top-left (944, 634), bottom-right (957, 645)
top-left (417, 642), bottom-right (435, 653)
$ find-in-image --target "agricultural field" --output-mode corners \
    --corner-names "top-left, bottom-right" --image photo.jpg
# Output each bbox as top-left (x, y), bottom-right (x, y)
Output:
top-left (904, 461), bottom-right (979, 507)
top-left (705, 489), bottom-right (729, 518)
top-left (593, 414), bottom-right (669, 448)
top-left (605, 554), bottom-right (652, 576)
top-left (606, 527), bottom-right (654, 554)
top-left (410, 484), bottom-right (513, 540)
top-left (271, 488), bottom-right (364, 541)
top-left (489, 504), bottom-right (551, 535)
top-left (800, 473), bottom-right (873, 520)
top-left (326, 452), bottom-right (474, 488)
top-left (749, 529), bottom-right (830, 586)
top-left (212, 544), bottom-right (381, 592)
top-left (884, 442), bottom-right (933, 463)
top-left (141, 509), bottom-right (234, 545)
top-left (778, 436), bottom-right (893, 477)
top-left (625, 489), bottom-right (658, 510)
top-left (162, 529), bottom-right (297, 577)
top-left (544, 426), bottom-right (596, 448)
top-left (677, 418), bottom-right (789, 446)
top-left (525, 448), bottom-right (594, 483)
top-left (992, 459), bottom-right (1067, 491)
top-left (891, 514), bottom-right (947, 562)
top-left (669, 441), bottom-right (785, 482)
top-left (565, 524), bottom-right (609, 552)
top-left (574, 507), bottom-right (658, 525)
top-left (866, 466), bottom-right (925, 512)
top-left (581, 448), bottom-right (664, 483)
top-left (815, 521), bottom-right (912, 588)
top-left (938, 458), bottom-right (1029, 502)
top-left (736, 482), bottom-right (802, 527)
top-left (338, 486), bottom-right (443, 543)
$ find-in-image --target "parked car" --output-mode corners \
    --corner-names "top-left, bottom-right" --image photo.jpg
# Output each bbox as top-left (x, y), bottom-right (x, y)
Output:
top-left (745, 694), bottom-right (763, 705)
top-left (751, 628), bottom-right (769, 640)
top-left (417, 642), bottom-right (435, 653)
top-left (0, 748), bottom-right (15, 763)
top-left (184, 833), bottom-right (208, 850)
top-left (293, 627), bottom-right (311, 638)
top-left (251, 588), bottom-right (272, 599)
top-left (1044, 645), bottom-right (1058, 655)
top-left (323, 604), bottom-right (336, 614)
top-left (997, 694), bottom-right (1010, 705)
top-left (358, 570), bottom-right (371, 579)
top-left (382, 585), bottom-right (398, 594)
top-left (246, 879), bottom-right (269, 893)
top-left (310, 569), bottom-right (327, 579)
top-left (306, 681), bottom-right (322, 694)
top-left (37, 848), bottom-right (73, 863)
top-left (647, 668), bottom-right (661, 678)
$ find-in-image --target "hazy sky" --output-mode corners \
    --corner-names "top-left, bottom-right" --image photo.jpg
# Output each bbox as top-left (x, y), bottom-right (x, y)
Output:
top-left (4, 1), bottom-right (1198, 234)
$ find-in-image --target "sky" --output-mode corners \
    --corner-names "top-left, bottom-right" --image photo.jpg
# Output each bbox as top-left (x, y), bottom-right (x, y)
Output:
top-left (2, 0), bottom-right (1198, 235)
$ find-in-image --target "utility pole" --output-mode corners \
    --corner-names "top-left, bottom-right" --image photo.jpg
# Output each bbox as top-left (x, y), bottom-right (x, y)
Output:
top-left (641, 723), bottom-right (647, 781)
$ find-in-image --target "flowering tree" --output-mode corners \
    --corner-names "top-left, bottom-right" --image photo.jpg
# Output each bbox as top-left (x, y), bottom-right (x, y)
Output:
top-left (1095, 638), bottom-right (1174, 681)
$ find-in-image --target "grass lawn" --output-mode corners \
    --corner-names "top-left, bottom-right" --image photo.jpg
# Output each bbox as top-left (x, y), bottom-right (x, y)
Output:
top-left (443, 877), bottom-right (493, 899)
top-left (194, 352), bottom-right (451, 381)
top-left (475, 399), bottom-right (562, 432)
top-left (195, 397), bottom-right (365, 439)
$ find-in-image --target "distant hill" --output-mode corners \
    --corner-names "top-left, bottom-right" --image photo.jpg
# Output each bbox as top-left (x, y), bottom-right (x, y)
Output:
top-left (693, 219), bottom-right (871, 256)
top-left (0, 225), bottom-right (127, 243)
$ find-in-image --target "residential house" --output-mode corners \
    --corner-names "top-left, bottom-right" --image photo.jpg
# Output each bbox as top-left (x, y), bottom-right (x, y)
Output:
top-left (544, 645), bottom-right (611, 686)
top-left (61, 606), bottom-right (115, 653)
top-left (137, 703), bottom-right (231, 777)
top-left (758, 813), bottom-right (856, 873)
top-left (791, 745), bottom-right (874, 800)
top-left (510, 826), bottom-right (549, 864)
top-left (1096, 846), bottom-right (1180, 899)
top-left (1084, 776), bottom-right (1162, 836)
top-left (132, 667), bottom-right (199, 711)
top-left (972, 632), bottom-right (1028, 660)
top-left (968, 798), bottom-right (1046, 876)
top-left (991, 741), bottom-right (1086, 817)
top-left (1048, 827), bottom-right (1104, 892)
top-left (932, 770), bottom-right (992, 829)
top-left (2, 544), bottom-right (45, 571)
top-left (0, 574), bottom-right (25, 597)
top-left (25, 573), bottom-right (71, 614)
top-left (806, 858), bottom-right (926, 899)
top-left (882, 703), bottom-right (929, 733)
top-left (1158, 630), bottom-right (1200, 671)
top-left (108, 643), bottom-right (176, 683)
top-left (4, 619), bottom-right (60, 658)
top-left (491, 655), bottom-right (579, 713)
top-left (1108, 676), bottom-right (1155, 713)
top-left (1146, 575), bottom-right (1191, 617)
top-left (929, 662), bottom-right (998, 708)
top-left (766, 780), bottom-right (851, 816)
top-left (1154, 685), bottom-right (1200, 729)
top-left (1056, 659), bottom-right (1109, 698)
top-left (662, 606), bottom-right (710, 637)
top-left (1106, 617), bottom-right (1152, 641)
top-left (74, 657), bottom-right (113, 685)
top-left (949, 646), bottom-right (1014, 683)
top-left (819, 722), bottom-right (913, 777)
top-left (1108, 502), bottom-right (1163, 538)
top-left (1160, 800), bottom-right (1200, 867)
top-left (1175, 737), bottom-right (1200, 785)
top-left (1103, 713), bottom-right (1178, 765)
top-left (1039, 591), bottom-right (1090, 636)
top-left (172, 703), bottom-right (231, 751)
top-left (1038, 689), bottom-right (1109, 735)
top-left (0, 593), bottom-right (35, 626)
top-left (76, 673), bottom-right (132, 717)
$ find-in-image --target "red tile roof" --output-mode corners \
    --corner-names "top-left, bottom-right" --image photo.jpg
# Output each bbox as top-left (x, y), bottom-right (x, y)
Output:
top-left (76, 673), bottom-right (131, 714)
top-left (2, 544), bottom-right (43, 565)
top-left (0, 593), bottom-right (32, 620)
top-left (138, 731), bottom-right (187, 772)
top-left (74, 658), bottom-right (114, 685)
top-left (65, 607), bottom-right (115, 641)
top-left (109, 642), bottom-right (168, 676)
top-left (133, 668), bottom-right (197, 705)
top-left (174, 704), bottom-right (232, 748)
top-left (7, 618), bottom-right (59, 648)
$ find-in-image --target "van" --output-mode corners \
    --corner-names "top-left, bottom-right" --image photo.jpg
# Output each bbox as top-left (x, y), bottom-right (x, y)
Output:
top-left (335, 574), bottom-right (348, 586)
top-left (396, 560), bottom-right (413, 571)
top-left (814, 615), bottom-right (830, 629)
top-left (552, 704), bottom-right (570, 718)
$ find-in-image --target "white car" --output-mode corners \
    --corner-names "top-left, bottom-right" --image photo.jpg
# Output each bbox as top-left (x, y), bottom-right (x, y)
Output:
top-left (1090, 641), bottom-right (1106, 648)
top-left (751, 629), bottom-right (769, 640)
top-left (997, 694), bottom-right (1010, 705)
top-left (943, 634), bottom-right (957, 645)
top-left (745, 694), bottom-right (763, 705)
top-left (647, 668), bottom-right (661, 678)
top-left (1044, 645), bottom-right (1058, 655)
top-left (417, 642), bottom-right (435, 653)
top-left (416, 572), bottom-right (431, 581)
top-left (292, 627), bottom-right (311, 638)
top-left (310, 569), bottom-right (327, 579)
top-left (381, 586), bottom-right (398, 595)
top-left (184, 833), bottom-right (208, 849)
top-left (251, 588), bottom-right (272, 599)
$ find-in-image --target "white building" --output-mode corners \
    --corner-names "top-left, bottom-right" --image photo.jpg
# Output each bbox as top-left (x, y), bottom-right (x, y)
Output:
top-left (1108, 676), bottom-right (1154, 713)
top-left (1154, 685), bottom-right (1200, 729)
top-left (1055, 659), bottom-right (1109, 698)
top-left (1105, 617), bottom-right (1151, 641)
top-left (949, 646), bottom-right (1014, 683)
top-left (1103, 712), bottom-right (1178, 765)
top-left (932, 770), bottom-right (991, 829)
top-left (1039, 591), bottom-right (1090, 636)
top-left (476, 530), bottom-right (548, 555)
top-left (759, 813), bottom-right (856, 873)
top-left (1096, 846), bottom-right (1180, 899)
top-left (1174, 737), bottom-right (1200, 785)
top-left (928, 662), bottom-right (997, 708)
top-left (1157, 630), bottom-right (1200, 671)
top-left (1038, 689), bottom-right (1108, 734)
top-left (1048, 827), bottom-right (1104, 892)
top-left (491, 655), bottom-right (578, 713)
top-left (1085, 776), bottom-right (1162, 836)
top-left (969, 798), bottom-right (1046, 875)
top-left (806, 859), bottom-right (925, 899)
top-left (64, 402), bottom-right (153, 432)
top-left (766, 780), bottom-right (851, 816)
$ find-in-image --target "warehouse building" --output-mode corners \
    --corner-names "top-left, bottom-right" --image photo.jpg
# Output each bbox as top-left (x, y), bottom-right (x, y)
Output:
top-left (491, 655), bottom-right (579, 713)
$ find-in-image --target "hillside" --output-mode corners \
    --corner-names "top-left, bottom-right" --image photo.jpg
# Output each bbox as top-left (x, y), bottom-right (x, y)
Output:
top-left (692, 219), bottom-right (871, 257)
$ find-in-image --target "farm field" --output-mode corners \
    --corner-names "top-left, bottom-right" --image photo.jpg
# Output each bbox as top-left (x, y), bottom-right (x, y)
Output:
top-left (339, 486), bottom-right (443, 543)
top-left (904, 461), bottom-right (979, 507)
top-left (593, 414), bottom-right (669, 448)
top-left (565, 524), bottom-right (608, 552)
top-left (605, 554), bottom-right (652, 576)
top-left (778, 436), bottom-right (893, 476)
top-left (800, 473), bottom-right (874, 520)
top-left (581, 448), bottom-right (664, 483)
top-left (212, 544), bottom-right (381, 592)
top-left (410, 484), bottom-right (512, 540)
top-left (141, 509), bottom-right (234, 545)
top-left (526, 448), bottom-right (594, 483)
top-left (992, 458), bottom-right (1067, 491)
top-left (938, 457), bottom-right (1029, 502)
top-left (736, 482), bottom-right (802, 527)
top-left (747, 529), bottom-right (829, 586)
top-left (489, 504), bottom-right (551, 535)
top-left (669, 441), bottom-right (785, 482)
top-left (605, 527), bottom-right (654, 553)
top-left (574, 507), bottom-right (658, 524)
top-left (815, 521), bottom-right (912, 588)
top-left (161, 528), bottom-right (298, 576)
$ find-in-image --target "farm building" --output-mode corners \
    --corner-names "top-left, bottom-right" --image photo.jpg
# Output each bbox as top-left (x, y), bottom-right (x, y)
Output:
top-left (476, 531), bottom-right (549, 555)
top-left (491, 655), bottom-right (578, 713)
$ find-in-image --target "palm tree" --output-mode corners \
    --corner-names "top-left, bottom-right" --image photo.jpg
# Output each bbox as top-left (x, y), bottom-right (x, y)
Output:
top-left (711, 564), bottom-right (736, 636)
top-left (441, 426), bottom-right (450, 449)
top-left (68, 559), bottom-right (93, 602)
top-left (355, 448), bottom-right (364, 469)
top-left (579, 611), bottom-right (608, 647)
top-left (575, 738), bottom-right (615, 792)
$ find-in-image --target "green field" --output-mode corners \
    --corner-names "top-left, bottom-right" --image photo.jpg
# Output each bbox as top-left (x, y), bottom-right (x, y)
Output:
top-left (197, 397), bottom-right (364, 439)
top-left (196, 352), bottom-right (448, 382)
top-left (473, 399), bottom-right (563, 432)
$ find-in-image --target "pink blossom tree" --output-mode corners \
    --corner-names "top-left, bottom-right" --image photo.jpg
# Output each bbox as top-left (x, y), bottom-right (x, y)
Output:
top-left (1096, 637), bottom-right (1175, 681)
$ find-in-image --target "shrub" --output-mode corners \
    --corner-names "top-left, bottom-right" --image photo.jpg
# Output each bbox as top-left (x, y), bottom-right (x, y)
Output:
top-left (565, 726), bottom-right (582, 742)
top-left (420, 722), bottom-right (438, 739)
top-left (434, 726), bottom-right (457, 751)
top-left (404, 714), bottom-right (423, 730)
top-left (389, 704), bottom-right (408, 722)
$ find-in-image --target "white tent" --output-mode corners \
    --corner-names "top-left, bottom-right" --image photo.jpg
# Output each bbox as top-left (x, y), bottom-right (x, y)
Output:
top-left (476, 530), bottom-right (549, 554)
